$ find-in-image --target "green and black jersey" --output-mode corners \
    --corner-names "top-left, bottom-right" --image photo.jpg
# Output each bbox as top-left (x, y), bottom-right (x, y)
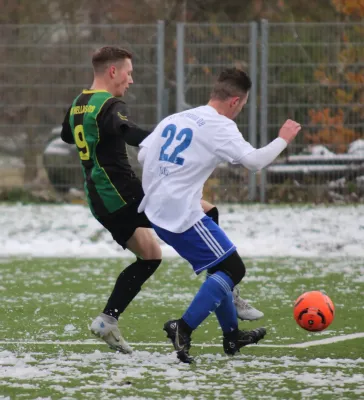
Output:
top-left (60, 89), bottom-right (150, 219)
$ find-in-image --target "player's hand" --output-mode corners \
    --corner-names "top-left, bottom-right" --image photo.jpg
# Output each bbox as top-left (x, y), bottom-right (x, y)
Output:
top-left (278, 119), bottom-right (301, 144)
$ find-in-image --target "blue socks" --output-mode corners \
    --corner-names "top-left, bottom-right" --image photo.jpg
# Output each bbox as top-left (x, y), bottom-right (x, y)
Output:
top-left (214, 290), bottom-right (238, 333)
top-left (182, 271), bottom-right (237, 333)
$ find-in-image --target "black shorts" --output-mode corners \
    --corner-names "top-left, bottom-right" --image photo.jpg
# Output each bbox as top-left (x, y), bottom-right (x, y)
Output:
top-left (97, 200), bottom-right (152, 249)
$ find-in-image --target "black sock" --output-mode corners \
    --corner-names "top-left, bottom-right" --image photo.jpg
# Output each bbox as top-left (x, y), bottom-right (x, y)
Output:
top-left (205, 207), bottom-right (219, 280)
top-left (179, 318), bottom-right (193, 336)
top-left (103, 258), bottom-right (161, 319)
top-left (223, 327), bottom-right (239, 339)
top-left (205, 206), bottom-right (219, 225)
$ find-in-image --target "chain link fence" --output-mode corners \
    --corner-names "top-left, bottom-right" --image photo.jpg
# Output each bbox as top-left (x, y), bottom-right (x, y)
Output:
top-left (0, 23), bottom-right (164, 196)
top-left (0, 21), bottom-right (363, 203)
top-left (263, 22), bottom-right (364, 203)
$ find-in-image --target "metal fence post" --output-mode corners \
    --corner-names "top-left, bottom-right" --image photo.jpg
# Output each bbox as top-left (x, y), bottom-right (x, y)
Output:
top-left (248, 21), bottom-right (258, 201)
top-left (176, 22), bottom-right (185, 112)
top-left (162, 88), bottom-right (170, 118)
top-left (156, 20), bottom-right (165, 123)
top-left (260, 19), bottom-right (269, 203)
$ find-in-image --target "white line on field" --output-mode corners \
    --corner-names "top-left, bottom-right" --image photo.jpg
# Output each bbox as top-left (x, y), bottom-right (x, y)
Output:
top-left (0, 333), bottom-right (363, 348)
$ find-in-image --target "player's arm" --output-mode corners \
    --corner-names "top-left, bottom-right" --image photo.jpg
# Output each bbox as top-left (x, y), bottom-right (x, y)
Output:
top-left (238, 137), bottom-right (288, 171)
top-left (60, 107), bottom-right (74, 144)
top-left (101, 101), bottom-right (151, 147)
top-left (215, 119), bottom-right (301, 172)
top-left (240, 120), bottom-right (301, 170)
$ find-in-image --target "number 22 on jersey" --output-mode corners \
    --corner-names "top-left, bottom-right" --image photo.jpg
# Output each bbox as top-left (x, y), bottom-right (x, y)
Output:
top-left (159, 124), bottom-right (193, 166)
top-left (74, 125), bottom-right (90, 161)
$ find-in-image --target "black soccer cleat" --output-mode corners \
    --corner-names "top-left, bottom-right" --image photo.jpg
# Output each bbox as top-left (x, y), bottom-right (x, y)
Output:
top-left (223, 327), bottom-right (267, 355)
top-left (163, 319), bottom-right (193, 364)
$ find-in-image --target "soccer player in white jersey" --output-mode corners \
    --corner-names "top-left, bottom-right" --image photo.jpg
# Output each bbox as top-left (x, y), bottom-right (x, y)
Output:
top-left (138, 68), bottom-right (301, 363)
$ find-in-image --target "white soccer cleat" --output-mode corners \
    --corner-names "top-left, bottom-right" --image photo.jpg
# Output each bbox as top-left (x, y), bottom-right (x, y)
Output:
top-left (90, 313), bottom-right (132, 354)
top-left (233, 287), bottom-right (264, 321)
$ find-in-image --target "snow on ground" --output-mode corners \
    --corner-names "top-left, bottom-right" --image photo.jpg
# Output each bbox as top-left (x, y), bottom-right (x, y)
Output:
top-left (0, 349), bottom-right (363, 398)
top-left (0, 203), bottom-right (363, 259)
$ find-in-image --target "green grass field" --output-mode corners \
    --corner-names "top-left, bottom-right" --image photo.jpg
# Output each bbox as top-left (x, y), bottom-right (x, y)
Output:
top-left (1, 257), bottom-right (363, 400)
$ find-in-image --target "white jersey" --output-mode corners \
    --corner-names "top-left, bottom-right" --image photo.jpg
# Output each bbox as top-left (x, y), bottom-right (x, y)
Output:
top-left (138, 105), bottom-right (286, 233)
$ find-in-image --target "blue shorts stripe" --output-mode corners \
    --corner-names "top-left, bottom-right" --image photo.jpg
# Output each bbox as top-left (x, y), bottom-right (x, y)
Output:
top-left (197, 220), bottom-right (224, 254)
top-left (193, 224), bottom-right (222, 257)
top-left (194, 222), bottom-right (222, 256)
top-left (152, 216), bottom-right (236, 274)
top-left (199, 221), bottom-right (224, 253)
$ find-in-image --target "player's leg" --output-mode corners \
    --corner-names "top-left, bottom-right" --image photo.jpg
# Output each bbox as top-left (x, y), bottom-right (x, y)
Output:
top-left (153, 216), bottom-right (266, 363)
top-left (101, 227), bottom-right (161, 319)
top-left (178, 249), bottom-right (265, 358)
top-left (206, 253), bottom-right (266, 356)
top-left (201, 199), bottom-right (264, 321)
top-left (91, 205), bottom-right (161, 353)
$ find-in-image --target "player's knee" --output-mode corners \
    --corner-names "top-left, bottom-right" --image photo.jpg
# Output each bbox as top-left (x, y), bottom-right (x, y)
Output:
top-left (138, 236), bottom-right (162, 260)
top-left (143, 243), bottom-right (162, 260)
top-left (212, 251), bottom-right (245, 285)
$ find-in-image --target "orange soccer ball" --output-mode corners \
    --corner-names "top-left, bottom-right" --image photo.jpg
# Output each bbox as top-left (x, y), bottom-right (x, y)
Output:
top-left (293, 291), bottom-right (335, 332)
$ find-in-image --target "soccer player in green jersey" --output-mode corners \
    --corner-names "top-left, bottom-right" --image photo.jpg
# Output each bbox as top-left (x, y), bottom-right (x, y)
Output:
top-left (61, 46), bottom-right (162, 353)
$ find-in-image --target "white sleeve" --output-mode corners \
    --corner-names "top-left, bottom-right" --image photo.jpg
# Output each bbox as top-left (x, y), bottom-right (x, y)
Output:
top-left (213, 121), bottom-right (287, 171)
top-left (213, 121), bottom-right (257, 163)
top-left (240, 138), bottom-right (287, 171)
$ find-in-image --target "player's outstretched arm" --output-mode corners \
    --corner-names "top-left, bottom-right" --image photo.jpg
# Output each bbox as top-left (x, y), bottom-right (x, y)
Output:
top-left (122, 125), bottom-right (151, 147)
top-left (102, 102), bottom-right (151, 147)
top-left (277, 119), bottom-right (302, 144)
top-left (241, 119), bottom-right (301, 172)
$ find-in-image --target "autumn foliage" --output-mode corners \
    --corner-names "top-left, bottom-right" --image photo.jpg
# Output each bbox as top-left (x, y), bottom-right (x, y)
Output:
top-left (305, 109), bottom-right (359, 153)
top-left (331, 0), bottom-right (364, 18)
top-left (305, 0), bottom-right (364, 152)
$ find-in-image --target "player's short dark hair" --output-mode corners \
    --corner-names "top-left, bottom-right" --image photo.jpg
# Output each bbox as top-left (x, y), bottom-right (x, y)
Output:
top-left (92, 46), bottom-right (132, 74)
top-left (210, 68), bottom-right (252, 101)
